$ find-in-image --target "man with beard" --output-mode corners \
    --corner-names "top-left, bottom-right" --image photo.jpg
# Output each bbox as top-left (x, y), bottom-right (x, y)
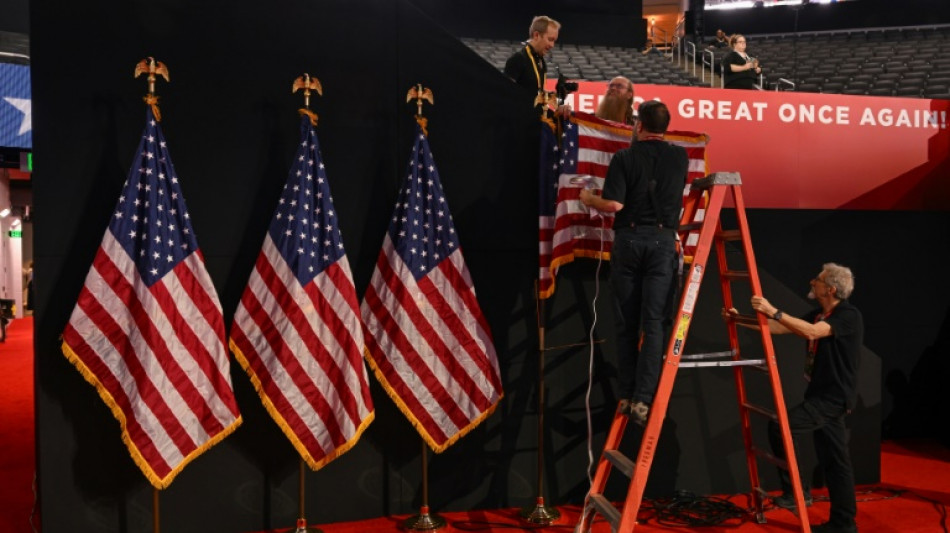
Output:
top-left (727, 263), bottom-right (862, 533)
top-left (596, 76), bottom-right (636, 125)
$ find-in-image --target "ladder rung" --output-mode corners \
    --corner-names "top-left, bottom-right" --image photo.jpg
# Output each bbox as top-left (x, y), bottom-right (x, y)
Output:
top-left (752, 446), bottom-right (790, 470)
top-left (680, 359), bottom-right (766, 369)
top-left (729, 314), bottom-right (762, 327)
top-left (742, 402), bottom-right (778, 420)
top-left (679, 221), bottom-right (703, 232)
top-left (589, 493), bottom-right (621, 530)
top-left (721, 270), bottom-right (750, 280)
top-left (604, 449), bottom-right (635, 478)
top-left (717, 229), bottom-right (742, 241)
top-left (681, 350), bottom-right (736, 361)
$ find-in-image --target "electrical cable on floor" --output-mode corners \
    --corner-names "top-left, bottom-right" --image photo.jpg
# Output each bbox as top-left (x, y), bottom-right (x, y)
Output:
top-left (450, 520), bottom-right (577, 531)
top-left (855, 486), bottom-right (949, 533)
top-left (640, 491), bottom-right (748, 527)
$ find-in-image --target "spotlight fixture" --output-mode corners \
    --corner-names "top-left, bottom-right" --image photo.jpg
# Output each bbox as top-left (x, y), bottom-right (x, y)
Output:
top-left (0, 208), bottom-right (9, 218)
top-left (10, 218), bottom-right (20, 228)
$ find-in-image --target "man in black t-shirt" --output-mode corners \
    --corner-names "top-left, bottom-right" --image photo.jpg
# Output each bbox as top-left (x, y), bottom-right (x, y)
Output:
top-left (579, 101), bottom-right (688, 427)
top-left (737, 263), bottom-right (862, 533)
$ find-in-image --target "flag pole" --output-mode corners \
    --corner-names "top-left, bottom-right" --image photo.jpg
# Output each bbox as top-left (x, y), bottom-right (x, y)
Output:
top-left (519, 281), bottom-right (561, 525)
top-left (291, 458), bottom-right (324, 533)
top-left (404, 438), bottom-right (446, 531)
top-left (153, 488), bottom-right (160, 533)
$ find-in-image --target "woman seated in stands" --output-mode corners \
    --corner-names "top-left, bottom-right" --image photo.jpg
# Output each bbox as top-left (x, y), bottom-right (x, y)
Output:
top-left (723, 34), bottom-right (761, 90)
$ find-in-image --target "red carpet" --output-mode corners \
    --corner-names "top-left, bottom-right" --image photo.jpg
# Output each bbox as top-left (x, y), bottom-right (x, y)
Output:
top-left (0, 316), bottom-right (37, 533)
top-left (2, 316), bottom-right (948, 532)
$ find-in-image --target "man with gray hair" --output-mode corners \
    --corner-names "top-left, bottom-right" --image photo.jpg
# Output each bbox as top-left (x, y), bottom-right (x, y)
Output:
top-left (595, 76), bottom-right (636, 125)
top-left (736, 263), bottom-right (862, 533)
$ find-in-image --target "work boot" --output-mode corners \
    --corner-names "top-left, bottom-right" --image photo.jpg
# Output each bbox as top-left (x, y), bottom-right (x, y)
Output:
top-left (628, 401), bottom-right (649, 426)
top-left (772, 492), bottom-right (813, 510)
top-left (812, 521), bottom-right (857, 533)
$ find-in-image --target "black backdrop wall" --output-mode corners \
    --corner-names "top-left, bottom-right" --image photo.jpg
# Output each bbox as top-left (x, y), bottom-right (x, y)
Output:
top-left (31, 0), bottom-right (948, 532)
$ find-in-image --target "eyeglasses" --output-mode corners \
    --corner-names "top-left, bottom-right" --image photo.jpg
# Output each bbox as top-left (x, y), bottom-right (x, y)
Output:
top-left (812, 277), bottom-right (829, 285)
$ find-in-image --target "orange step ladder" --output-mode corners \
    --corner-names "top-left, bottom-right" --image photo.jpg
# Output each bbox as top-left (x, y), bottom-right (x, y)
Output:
top-left (576, 172), bottom-right (811, 533)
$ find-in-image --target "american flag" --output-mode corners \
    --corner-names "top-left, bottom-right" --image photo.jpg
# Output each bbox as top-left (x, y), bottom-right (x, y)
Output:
top-left (61, 106), bottom-right (242, 489)
top-left (230, 116), bottom-right (374, 470)
top-left (539, 111), bottom-right (709, 299)
top-left (361, 123), bottom-right (503, 452)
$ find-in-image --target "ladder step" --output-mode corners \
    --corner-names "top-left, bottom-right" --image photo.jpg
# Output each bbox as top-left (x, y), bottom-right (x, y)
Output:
top-left (721, 270), bottom-right (750, 280)
top-left (729, 314), bottom-right (762, 327)
top-left (717, 229), bottom-right (743, 241)
top-left (752, 445), bottom-right (790, 470)
top-left (742, 402), bottom-right (778, 420)
top-left (681, 359), bottom-right (766, 369)
top-left (679, 221), bottom-right (703, 232)
top-left (604, 449), bottom-right (635, 478)
top-left (589, 493), bottom-right (621, 530)
top-left (681, 350), bottom-right (736, 361)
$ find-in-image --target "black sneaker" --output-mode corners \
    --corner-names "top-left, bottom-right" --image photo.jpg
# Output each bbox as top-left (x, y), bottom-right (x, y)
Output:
top-left (772, 492), bottom-right (813, 510)
top-left (812, 521), bottom-right (857, 533)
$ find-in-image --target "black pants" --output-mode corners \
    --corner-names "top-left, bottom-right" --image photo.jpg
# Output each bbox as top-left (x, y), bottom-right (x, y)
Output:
top-left (609, 227), bottom-right (677, 404)
top-left (769, 397), bottom-right (857, 526)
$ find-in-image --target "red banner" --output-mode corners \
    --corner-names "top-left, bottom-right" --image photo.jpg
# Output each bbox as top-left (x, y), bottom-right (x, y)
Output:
top-left (554, 81), bottom-right (950, 210)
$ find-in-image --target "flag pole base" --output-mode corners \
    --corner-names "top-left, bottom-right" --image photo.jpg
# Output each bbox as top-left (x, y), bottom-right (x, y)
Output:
top-left (519, 498), bottom-right (561, 525)
top-left (293, 518), bottom-right (323, 533)
top-left (404, 506), bottom-right (446, 531)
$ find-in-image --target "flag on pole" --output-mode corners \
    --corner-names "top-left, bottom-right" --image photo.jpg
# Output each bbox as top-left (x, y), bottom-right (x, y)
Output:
top-left (538, 117), bottom-right (560, 300)
top-left (61, 106), bottom-right (241, 489)
top-left (230, 116), bottom-right (374, 470)
top-left (539, 111), bottom-right (709, 299)
top-left (361, 123), bottom-right (503, 453)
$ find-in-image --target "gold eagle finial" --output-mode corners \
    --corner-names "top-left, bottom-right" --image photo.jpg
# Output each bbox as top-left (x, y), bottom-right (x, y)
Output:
top-left (406, 84), bottom-right (434, 135)
top-left (406, 84), bottom-right (434, 117)
top-left (293, 73), bottom-right (323, 126)
top-left (134, 57), bottom-right (169, 121)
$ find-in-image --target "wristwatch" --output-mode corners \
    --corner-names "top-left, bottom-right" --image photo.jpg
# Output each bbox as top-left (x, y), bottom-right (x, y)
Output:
top-left (772, 310), bottom-right (784, 321)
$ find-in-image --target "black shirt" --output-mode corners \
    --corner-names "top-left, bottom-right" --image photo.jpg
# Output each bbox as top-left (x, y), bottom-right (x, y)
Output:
top-left (601, 140), bottom-right (688, 230)
top-left (802, 300), bottom-right (863, 410)
top-left (504, 44), bottom-right (546, 95)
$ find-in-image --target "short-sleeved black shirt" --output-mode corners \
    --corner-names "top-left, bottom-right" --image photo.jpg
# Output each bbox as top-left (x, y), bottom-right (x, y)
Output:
top-left (802, 300), bottom-right (863, 410)
top-left (601, 140), bottom-right (688, 230)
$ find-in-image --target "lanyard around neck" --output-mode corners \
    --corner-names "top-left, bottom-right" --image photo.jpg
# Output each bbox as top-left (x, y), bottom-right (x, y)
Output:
top-left (526, 45), bottom-right (545, 92)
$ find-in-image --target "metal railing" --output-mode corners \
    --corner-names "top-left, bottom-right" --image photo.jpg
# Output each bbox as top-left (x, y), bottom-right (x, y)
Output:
top-left (685, 41), bottom-right (697, 78)
top-left (702, 49), bottom-right (715, 86)
top-left (775, 78), bottom-right (796, 91)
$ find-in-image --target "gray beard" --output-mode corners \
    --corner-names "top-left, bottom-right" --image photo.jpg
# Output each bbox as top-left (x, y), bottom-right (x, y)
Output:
top-left (596, 94), bottom-right (633, 124)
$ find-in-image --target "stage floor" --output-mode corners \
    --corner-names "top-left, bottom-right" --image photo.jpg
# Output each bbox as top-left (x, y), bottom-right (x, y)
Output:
top-left (252, 440), bottom-right (950, 532)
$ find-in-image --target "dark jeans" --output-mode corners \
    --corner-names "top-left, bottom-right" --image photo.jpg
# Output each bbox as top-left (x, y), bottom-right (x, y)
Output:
top-left (610, 227), bottom-right (677, 404)
top-left (768, 397), bottom-right (857, 526)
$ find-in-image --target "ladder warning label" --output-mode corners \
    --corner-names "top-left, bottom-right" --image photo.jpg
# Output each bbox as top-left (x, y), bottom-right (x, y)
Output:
top-left (683, 280), bottom-right (700, 313)
top-left (673, 314), bottom-right (691, 355)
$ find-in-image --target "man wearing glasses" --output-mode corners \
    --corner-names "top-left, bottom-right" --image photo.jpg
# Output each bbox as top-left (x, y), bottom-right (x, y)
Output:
top-left (729, 263), bottom-right (862, 533)
top-left (595, 76), bottom-right (637, 125)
